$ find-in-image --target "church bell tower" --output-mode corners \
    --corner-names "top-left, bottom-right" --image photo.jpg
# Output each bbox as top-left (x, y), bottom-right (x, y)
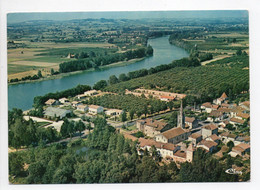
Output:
top-left (177, 100), bottom-right (185, 128)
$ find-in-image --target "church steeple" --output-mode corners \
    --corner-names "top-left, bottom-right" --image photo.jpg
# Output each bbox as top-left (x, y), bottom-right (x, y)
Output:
top-left (177, 100), bottom-right (185, 128)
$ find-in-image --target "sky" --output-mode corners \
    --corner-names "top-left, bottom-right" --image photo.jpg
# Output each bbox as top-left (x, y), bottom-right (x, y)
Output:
top-left (7, 10), bottom-right (248, 23)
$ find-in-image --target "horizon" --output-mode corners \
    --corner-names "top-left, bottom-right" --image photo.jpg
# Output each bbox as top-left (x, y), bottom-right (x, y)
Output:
top-left (7, 10), bottom-right (248, 24)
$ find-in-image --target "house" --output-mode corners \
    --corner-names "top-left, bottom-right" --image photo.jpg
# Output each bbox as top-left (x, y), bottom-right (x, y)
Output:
top-left (197, 140), bottom-right (218, 153)
top-left (220, 103), bottom-right (230, 109)
top-left (136, 118), bottom-right (170, 138)
top-left (230, 106), bottom-right (246, 118)
top-left (217, 107), bottom-right (231, 117)
top-left (219, 132), bottom-right (237, 144)
top-left (105, 109), bottom-right (124, 116)
top-left (213, 92), bottom-right (228, 105)
top-left (201, 102), bottom-right (212, 113)
top-left (188, 133), bottom-right (202, 145)
top-left (77, 94), bottom-right (87, 100)
top-left (218, 120), bottom-right (229, 131)
top-left (45, 99), bottom-right (59, 106)
top-left (138, 138), bottom-right (180, 159)
top-left (185, 117), bottom-right (198, 129)
top-left (59, 97), bottom-right (69, 104)
top-left (76, 104), bottom-right (88, 112)
top-left (229, 143), bottom-right (250, 157)
top-left (84, 90), bottom-right (98, 96)
top-left (206, 134), bottom-right (220, 144)
top-left (201, 124), bottom-right (218, 139)
top-left (72, 101), bottom-right (82, 107)
top-left (235, 112), bottom-right (250, 120)
top-left (235, 136), bottom-right (250, 145)
top-left (239, 101), bottom-right (250, 111)
top-left (44, 107), bottom-right (71, 119)
top-left (230, 117), bottom-right (245, 126)
top-left (88, 105), bottom-right (104, 114)
top-left (159, 95), bottom-right (175, 102)
top-left (207, 110), bottom-right (225, 122)
top-left (155, 127), bottom-right (190, 144)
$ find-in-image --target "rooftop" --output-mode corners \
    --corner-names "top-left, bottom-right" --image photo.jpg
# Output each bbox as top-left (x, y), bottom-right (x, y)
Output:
top-left (230, 117), bottom-right (245, 124)
top-left (45, 99), bottom-right (57, 105)
top-left (89, 105), bottom-right (102, 109)
top-left (199, 140), bottom-right (218, 149)
top-left (185, 117), bottom-right (196, 123)
top-left (202, 124), bottom-right (218, 131)
top-left (161, 127), bottom-right (187, 139)
top-left (220, 92), bottom-right (228, 99)
top-left (137, 118), bottom-right (168, 131)
top-left (190, 133), bottom-right (202, 139)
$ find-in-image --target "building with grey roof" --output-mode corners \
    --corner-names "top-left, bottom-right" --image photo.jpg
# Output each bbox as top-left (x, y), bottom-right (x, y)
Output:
top-left (44, 107), bottom-right (71, 119)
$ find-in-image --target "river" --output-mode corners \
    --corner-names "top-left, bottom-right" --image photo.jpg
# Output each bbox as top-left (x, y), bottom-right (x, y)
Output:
top-left (8, 36), bottom-right (189, 110)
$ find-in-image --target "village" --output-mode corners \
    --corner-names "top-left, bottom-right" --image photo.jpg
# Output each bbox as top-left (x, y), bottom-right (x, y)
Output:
top-left (23, 87), bottom-right (250, 174)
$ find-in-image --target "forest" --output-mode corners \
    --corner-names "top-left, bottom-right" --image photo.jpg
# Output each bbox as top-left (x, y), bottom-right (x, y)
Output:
top-left (9, 116), bottom-right (243, 184)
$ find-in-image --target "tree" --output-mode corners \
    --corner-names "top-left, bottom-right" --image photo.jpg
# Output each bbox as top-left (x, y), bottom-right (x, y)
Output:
top-left (121, 111), bottom-right (127, 122)
top-left (9, 152), bottom-right (24, 177)
top-left (76, 120), bottom-right (86, 136)
top-left (86, 123), bottom-right (92, 133)
top-left (51, 68), bottom-right (55, 75)
top-left (108, 75), bottom-right (119, 85)
top-left (129, 110), bottom-right (135, 120)
top-left (37, 70), bottom-right (42, 78)
top-left (93, 80), bottom-right (108, 90)
top-left (118, 73), bottom-right (128, 82)
top-left (236, 49), bottom-right (242, 56)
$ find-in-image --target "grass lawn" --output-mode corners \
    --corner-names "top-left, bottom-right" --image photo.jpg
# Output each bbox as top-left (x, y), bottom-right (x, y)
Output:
top-left (8, 64), bottom-right (42, 75)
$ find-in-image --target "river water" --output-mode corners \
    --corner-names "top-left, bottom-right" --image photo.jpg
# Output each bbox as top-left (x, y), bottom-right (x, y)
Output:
top-left (8, 36), bottom-right (189, 110)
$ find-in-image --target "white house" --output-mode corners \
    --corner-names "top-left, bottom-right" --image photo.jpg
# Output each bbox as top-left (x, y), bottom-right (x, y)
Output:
top-left (197, 140), bottom-right (218, 153)
top-left (201, 124), bottom-right (218, 139)
top-left (185, 117), bottom-right (198, 129)
top-left (59, 97), bottom-right (69, 104)
top-left (88, 105), bottom-right (104, 114)
top-left (77, 94), bottom-right (87, 100)
top-left (76, 104), bottom-right (88, 112)
top-left (105, 109), bottom-right (124, 116)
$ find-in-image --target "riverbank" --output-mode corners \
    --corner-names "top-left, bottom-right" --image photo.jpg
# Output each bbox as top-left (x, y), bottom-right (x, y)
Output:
top-left (8, 57), bottom-right (146, 86)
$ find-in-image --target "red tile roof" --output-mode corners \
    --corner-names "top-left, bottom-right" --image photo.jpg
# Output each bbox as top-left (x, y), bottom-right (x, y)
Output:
top-left (138, 138), bottom-right (177, 151)
top-left (137, 118), bottom-right (168, 131)
top-left (230, 117), bottom-right (245, 124)
top-left (202, 124), bottom-right (218, 131)
top-left (173, 150), bottom-right (186, 158)
top-left (190, 133), bottom-right (202, 139)
top-left (185, 117), bottom-right (196, 123)
top-left (162, 127), bottom-right (187, 139)
top-left (199, 140), bottom-right (217, 149)
top-left (208, 134), bottom-right (220, 141)
top-left (220, 92), bottom-right (228, 99)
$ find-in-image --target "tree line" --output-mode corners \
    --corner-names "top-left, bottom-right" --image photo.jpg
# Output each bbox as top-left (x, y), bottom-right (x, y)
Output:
top-left (59, 46), bottom-right (153, 73)
top-left (91, 56), bottom-right (200, 91)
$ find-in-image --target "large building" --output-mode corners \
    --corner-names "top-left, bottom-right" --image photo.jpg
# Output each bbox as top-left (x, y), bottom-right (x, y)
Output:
top-left (44, 107), bottom-right (71, 119)
top-left (136, 118), bottom-right (170, 137)
top-left (155, 127), bottom-right (190, 144)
